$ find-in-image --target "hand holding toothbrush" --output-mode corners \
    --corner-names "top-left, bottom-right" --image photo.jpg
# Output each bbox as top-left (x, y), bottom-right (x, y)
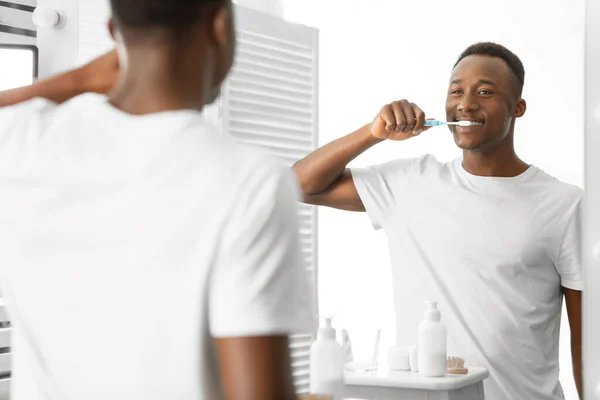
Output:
top-left (369, 100), bottom-right (481, 142)
top-left (369, 99), bottom-right (434, 141)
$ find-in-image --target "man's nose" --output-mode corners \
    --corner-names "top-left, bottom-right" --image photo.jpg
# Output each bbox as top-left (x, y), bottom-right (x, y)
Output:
top-left (457, 94), bottom-right (480, 113)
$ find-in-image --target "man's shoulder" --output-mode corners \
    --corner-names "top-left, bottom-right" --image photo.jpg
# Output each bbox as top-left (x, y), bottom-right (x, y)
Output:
top-left (200, 132), bottom-right (296, 197)
top-left (236, 146), bottom-right (295, 190)
top-left (0, 98), bottom-right (60, 153)
top-left (0, 97), bottom-right (57, 120)
top-left (13, 97), bottom-right (57, 110)
top-left (214, 134), bottom-right (287, 174)
top-left (531, 167), bottom-right (583, 202)
top-left (2, 94), bottom-right (97, 129)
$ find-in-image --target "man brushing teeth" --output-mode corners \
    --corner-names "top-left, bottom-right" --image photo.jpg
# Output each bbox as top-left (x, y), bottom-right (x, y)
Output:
top-left (294, 42), bottom-right (583, 400)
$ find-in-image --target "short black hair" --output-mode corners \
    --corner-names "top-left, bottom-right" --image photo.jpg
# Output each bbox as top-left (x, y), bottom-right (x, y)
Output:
top-left (454, 42), bottom-right (525, 97)
top-left (110, 0), bottom-right (224, 32)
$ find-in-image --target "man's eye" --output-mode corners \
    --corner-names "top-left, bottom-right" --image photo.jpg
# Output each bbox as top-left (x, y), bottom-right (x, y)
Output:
top-left (479, 90), bottom-right (492, 95)
top-left (450, 90), bottom-right (463, 95)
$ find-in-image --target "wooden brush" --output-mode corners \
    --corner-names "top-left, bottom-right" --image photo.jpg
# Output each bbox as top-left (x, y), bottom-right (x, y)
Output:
top-left (447, 356), bottom-right (469, 374)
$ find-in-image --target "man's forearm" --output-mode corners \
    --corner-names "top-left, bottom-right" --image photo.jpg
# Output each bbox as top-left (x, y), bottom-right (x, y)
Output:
top-left (564, 287), bottom-right (583, 399)
top-left (0, 49), bottom-right (118, 108)
top-left (293, 123), bottom-right (383, 196)
top-left (0, 67), bottom-right (88, 107)
top-left (573, 340), bottom-right (582, 399)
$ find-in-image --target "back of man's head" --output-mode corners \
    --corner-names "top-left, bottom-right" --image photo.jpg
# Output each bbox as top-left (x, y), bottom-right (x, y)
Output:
top-left (454, 42), bottom-right (525, 97)
top-left (110, 0), bottom-right (225, 34)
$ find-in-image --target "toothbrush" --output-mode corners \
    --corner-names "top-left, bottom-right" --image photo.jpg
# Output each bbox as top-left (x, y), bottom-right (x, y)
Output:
top-left (424, 120), bottom-right (482, 127)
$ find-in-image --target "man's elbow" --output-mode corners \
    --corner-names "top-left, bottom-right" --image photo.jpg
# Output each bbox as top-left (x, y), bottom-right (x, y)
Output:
top-left (301, 193), bottom-right (320, 205)
top-left (291, 165), bottom-right (322, 199)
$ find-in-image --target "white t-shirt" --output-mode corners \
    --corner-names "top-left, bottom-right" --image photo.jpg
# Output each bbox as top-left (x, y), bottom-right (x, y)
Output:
top-left (0, 94), bottom-right (314, 400)
top-left (352, 154), bottom-right (583, 400)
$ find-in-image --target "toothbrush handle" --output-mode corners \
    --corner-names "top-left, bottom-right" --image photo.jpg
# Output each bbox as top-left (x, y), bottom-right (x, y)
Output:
top-left (424, 120), bottom-right (445, 127)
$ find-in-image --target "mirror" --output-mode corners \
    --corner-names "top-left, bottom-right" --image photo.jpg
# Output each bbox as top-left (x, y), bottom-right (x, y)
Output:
top-left (0, 44), bottom-right (38, 91)
top-left (282, 1), bottom-right (585, 399)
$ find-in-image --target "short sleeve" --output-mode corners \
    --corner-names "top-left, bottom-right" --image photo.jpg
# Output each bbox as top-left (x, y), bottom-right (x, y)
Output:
top-left (351, 157), bottom-right (422, 230)
top-left (209, 162), bottom-right (314, 337)
top-left (554, 199), bottom-right (583, 291)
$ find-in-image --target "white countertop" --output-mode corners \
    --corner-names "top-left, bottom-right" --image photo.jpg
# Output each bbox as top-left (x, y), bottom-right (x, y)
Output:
top-left (344, 367), bottom-right (489, 391)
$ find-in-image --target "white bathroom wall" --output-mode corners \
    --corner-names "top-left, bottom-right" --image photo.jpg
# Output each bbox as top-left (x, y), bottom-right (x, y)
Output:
top-left (283, 0), bottom-right (585, 398)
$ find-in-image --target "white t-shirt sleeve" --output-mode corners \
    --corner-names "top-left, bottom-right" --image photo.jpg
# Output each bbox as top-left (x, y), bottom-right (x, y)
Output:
top-left (554, 199), bottom-right (584, 291)
top-left (209, 162), bottom-right (314, 337)
top-left (351, 157), bottom-right (422, 230)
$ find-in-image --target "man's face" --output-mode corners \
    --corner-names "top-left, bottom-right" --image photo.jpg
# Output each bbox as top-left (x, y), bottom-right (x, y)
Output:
top-left (445, 55), bottom-right (524, 151)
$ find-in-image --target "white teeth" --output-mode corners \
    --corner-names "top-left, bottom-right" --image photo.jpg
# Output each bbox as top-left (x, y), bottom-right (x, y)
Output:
top-left (457, 121), bottom-right (482, 127)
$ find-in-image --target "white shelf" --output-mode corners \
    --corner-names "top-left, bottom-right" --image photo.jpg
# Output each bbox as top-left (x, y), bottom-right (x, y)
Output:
top-left (344, 367), bottom-right (489, 391)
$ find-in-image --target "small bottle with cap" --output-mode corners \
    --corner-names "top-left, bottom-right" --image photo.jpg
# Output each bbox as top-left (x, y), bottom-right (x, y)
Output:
top-left (309, 317), bottom-right (345, 399)
top-left (417, 301), bottom-right (447, 377)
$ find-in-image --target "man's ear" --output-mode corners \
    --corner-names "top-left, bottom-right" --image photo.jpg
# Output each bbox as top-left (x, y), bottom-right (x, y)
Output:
top-left (514, 98), bottom-right (527, 118)
top-left (212, 4), bottom-right (232, 50)
top-left (108, 18), bottom-right (116, 40)
top-left (107, 18), bottom-right (128, 70)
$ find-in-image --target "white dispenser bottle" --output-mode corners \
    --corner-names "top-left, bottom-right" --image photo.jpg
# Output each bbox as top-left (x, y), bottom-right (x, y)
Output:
top-left (309, 317), bottom-right (345, 399)
top-left (417, 301), bottom-right (447, 377)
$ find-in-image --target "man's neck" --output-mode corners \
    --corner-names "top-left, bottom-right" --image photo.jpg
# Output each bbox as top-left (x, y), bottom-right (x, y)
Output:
top-left (109, 83), bottom-right (203, 115)
top-left (461, 144), bottom-right (529, 178)
top-left (108, 48), bottom-right (209, 115)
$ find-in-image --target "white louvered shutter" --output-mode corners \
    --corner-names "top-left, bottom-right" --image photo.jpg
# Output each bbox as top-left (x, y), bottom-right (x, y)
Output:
top-left (220, 5), bottom-right (319, 394)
